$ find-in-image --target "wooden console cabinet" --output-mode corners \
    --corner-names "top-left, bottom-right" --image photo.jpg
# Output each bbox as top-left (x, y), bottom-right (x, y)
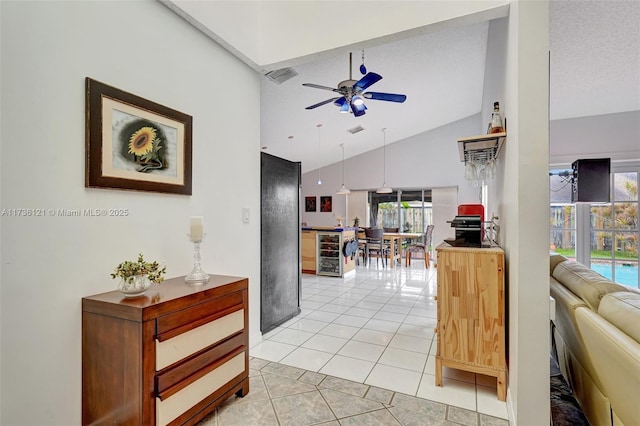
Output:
top-left (301, 230), bottom-right (317, 274)
top-left (435, 245), bottom-right (507, 400)
top-left (82, 275), bottom-right (249, 425)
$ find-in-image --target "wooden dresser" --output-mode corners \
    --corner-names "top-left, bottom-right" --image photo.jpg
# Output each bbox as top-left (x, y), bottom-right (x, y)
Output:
top-left (435, 244), bottom-right (507, 400)
top-left (82, 275), bottom-right (249, 425)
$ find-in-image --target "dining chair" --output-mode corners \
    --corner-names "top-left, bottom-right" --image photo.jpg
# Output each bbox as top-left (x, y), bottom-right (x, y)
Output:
top-left (356, 228), bottom-right (367, 265)
top-left (405, 224), bottom-right (434, 267)
top-left (365, 227), bottom-right (387, 267)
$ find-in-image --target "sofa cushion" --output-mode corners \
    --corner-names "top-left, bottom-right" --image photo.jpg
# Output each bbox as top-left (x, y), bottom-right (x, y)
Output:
top-left (552, 261), bottom-right (628, 310)
top-left (550, 253), bottom-right (568, 274)
top-left (598, 292), bottom-right (640, 343)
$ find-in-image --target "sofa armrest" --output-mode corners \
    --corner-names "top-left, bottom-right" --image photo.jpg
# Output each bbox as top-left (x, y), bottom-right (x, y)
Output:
top-left (576, 307), bottom-right (640, 425)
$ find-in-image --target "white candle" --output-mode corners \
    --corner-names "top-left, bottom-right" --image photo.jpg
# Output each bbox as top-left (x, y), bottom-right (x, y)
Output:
top-left (190, 216), bottom-right (204, 242)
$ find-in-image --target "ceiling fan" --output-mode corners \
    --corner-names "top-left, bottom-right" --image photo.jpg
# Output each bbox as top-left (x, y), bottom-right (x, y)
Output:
top-left (303, 52), bottom-right (407, 117)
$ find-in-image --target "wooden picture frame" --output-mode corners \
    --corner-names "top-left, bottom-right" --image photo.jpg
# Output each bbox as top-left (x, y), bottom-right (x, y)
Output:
top-left (320, 196), bottom-right (332, 213)
top-left (85, 77), bottom-right (192, 195)
top-left (305, 196), bottom-right (317, 212)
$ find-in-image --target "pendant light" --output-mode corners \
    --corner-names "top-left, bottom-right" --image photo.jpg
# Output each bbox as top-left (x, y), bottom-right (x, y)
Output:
top-left (377, 128), bottom-right (392, 194)
top-left (316, 124), bottom-right (322, 185)
top-left (336, 143), bottom-right (351, 195)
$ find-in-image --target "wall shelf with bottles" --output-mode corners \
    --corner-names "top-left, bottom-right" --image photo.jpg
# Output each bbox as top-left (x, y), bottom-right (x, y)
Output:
top-left (457, 132), bottom-right (506, 163)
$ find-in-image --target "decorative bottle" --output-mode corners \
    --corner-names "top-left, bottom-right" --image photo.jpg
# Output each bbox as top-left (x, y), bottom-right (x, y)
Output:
top-left (489, 101), bottom-right (504, 134)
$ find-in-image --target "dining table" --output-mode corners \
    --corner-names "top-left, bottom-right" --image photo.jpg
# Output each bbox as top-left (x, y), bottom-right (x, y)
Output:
top-left (382, 232), bottom-right (423, 268)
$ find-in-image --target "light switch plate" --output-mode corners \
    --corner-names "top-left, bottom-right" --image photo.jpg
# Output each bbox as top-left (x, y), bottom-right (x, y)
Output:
top-left (242, 207), bottom-right (250, 224)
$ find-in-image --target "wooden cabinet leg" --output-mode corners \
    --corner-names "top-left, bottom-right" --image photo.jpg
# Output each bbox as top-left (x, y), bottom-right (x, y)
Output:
top-left (435, 357), bottom-right (443, 387)
top-left (497, 370), bottom-right (507, 401)
top-left (235, 378), bottom-right (250, 398)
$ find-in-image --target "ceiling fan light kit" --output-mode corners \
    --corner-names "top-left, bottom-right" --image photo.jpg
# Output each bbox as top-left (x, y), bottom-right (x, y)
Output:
top-left (303, 52), bottom-right (407, 117)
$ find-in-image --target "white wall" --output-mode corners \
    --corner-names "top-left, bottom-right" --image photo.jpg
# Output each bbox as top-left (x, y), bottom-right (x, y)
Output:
top-left (550, 111), bottom-right (640, 165)
top-left (0, 2), bottom-right (261, 424)
top-left (301, 114), bottom-right (484, 227)
top-left (499, 1), bottom-right (550, 424)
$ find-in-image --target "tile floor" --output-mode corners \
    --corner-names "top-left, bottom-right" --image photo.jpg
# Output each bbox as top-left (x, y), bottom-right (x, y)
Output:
top-left (217, 260), bottom-right (510, 425)
top-left (198, 357), bottom-right (509, 425)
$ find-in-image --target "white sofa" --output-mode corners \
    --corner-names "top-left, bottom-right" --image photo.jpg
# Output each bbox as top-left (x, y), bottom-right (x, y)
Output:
top-left (550, 254), bottom-right (640, 426)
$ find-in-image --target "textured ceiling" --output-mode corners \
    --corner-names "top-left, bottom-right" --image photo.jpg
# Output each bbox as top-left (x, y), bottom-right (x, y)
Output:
top-left (167, 1), bottom-right (640, 172)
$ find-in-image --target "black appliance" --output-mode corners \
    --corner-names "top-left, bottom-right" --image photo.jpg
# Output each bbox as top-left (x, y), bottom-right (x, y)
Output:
top-left (444, 215), bottom-right (482, 247)
top-left (571, 158), bottom-right (611, 203)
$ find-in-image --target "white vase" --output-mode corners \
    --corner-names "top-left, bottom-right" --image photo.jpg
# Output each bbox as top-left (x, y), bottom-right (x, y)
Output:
top-left (117, 275), bottom-right (152, 298)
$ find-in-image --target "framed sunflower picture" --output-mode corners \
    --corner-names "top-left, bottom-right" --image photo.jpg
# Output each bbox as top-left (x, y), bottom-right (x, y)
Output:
top-left (85, 77), bottom-right (192, 195)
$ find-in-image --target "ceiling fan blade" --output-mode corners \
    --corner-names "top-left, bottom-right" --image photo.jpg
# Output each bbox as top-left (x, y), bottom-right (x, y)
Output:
top-left (354, 72), bottom-right (382, 91)
top-left (302, 83), bottom-right (339, 92)
top-left (363, 92), bottom-right (407, 103)
top-left (305, 97), bottom-right (341, 110)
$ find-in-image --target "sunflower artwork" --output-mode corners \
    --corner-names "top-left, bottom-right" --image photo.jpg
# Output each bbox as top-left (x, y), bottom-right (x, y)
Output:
top-left (120, 120), bottom-right (168, 173)
top-left (86, 77), bottom-right (192, 195)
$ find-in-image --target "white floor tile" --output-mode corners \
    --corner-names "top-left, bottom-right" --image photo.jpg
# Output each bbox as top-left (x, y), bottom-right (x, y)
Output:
top-left (319, 323), bottom-right (360, 339)
top-left (279, 347), bottom-right (334, 372)
top-left (306, 294), bottom-right (336, 303)
top-left (395, 323), bottom-right (435, 340)
top-left (304, 310), bottom-right (341, 323)
top-left (319, 355), bottom-right (375, 382)
top-left (378, 347), bottom-right (428, 372)
top-left (476, 384), bottom-right (509, 419)
top-left (363, 318), bottom-right (401, 333)
top-left (343, 307), bottom-right (378, 318)
top-left (316, 303), bottom-right (350, 314)
top-left (388, 334), bottom-right (430, 354)
top-left (250, 340), bottom-right (297, 362)
top-left (402, 315), bottom-right (434, 327)
top-left (372, 310), bottom-right (407, 323)
top-left (365, 364), bottom-right (422, 395)
top-left (269, 328), bottom-right (315, 346)
top-left (332, 314), bottom-right (369, 328)
top-left (379, 304), bottom-right (412, 315)
top-left (352, 328), bottom-right (395, 346)
top-left (285, 318), bottom-right (329, 333)
top-left (300, 300), bottom-right (325, 310)
top-left (302, 334), bottom-right (348, 354)
top-left (416, 374), bottom-right (477, 411)
top-left (338, 340), bottom-right (385, 362)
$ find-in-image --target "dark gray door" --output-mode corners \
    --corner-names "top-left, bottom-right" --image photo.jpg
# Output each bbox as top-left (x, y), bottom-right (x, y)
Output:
top-left (261, 153), bottom-right (301, 334)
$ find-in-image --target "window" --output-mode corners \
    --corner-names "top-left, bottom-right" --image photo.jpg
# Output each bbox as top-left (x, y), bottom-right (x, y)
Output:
top-left (589, 171), bottom-right (638, 286)
top-left (550, 169), bottom-right (576, 257)
top-left (370, 189), bottom-right (432, 232)
top-left (550, 166), bottom-right (639, 288)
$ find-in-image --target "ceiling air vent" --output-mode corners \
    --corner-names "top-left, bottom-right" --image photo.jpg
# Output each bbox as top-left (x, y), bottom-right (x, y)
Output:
top-left (264, 67), bottom-right (298, 85)
top-left (347, 125), bottom-right (365, 134)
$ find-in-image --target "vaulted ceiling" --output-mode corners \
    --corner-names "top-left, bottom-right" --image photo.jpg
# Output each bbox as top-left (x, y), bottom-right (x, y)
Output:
top-left (164, 1), bottom-right (640, 173)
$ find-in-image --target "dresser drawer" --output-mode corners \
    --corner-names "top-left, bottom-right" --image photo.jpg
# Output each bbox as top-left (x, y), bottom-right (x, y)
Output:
top-left (156, 351), bottom-right (245, 426)
top-left (156, 309), bottom-right (244, 370)
top-left (156, 290), bottom-right (244, 340)
top-left (156, 332), bottom-right (245, 395)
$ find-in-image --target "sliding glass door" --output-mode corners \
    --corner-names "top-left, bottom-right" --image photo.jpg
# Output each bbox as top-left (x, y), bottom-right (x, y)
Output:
top-left (370, 189), bottom-right (432, 232)
top-left (589, 171), bottom-right (638, 286)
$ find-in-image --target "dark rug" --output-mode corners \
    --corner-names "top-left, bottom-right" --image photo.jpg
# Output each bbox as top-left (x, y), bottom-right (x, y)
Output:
top-left (550, 355), bottom-right (590, 425)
